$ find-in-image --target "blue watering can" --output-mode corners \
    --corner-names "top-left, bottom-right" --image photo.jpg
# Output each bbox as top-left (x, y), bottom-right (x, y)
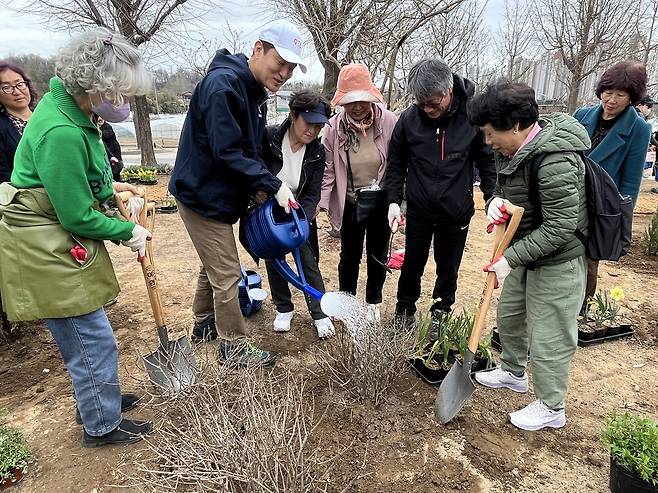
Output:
top-left (238, 266), bottom-right (267, 316)
top-left (244, 198), bottom-right (324, 300)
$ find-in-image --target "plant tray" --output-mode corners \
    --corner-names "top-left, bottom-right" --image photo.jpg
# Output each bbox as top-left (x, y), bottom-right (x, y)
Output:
top-left (408, 355), bottom-right (494, 387)
top-left (155, 205), bottom-right (178, 214)
top-left (139, 179), bottom-right (158, 185)
top-left (578, 324), bottom-right (635, 347)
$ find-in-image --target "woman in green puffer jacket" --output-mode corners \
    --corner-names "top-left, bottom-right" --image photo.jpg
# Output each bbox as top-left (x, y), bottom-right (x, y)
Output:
top-left (467, 81), bottom-right (588, 432)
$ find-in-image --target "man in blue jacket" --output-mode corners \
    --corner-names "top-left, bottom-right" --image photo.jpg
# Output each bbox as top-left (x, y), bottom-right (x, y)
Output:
top-left (169, 20), bottom-right (306, 367)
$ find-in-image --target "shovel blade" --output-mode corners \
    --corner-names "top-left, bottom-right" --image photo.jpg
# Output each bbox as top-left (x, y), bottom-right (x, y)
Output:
top-left (143, 336), bottom-right (197, 397)
top-left (434, 358), bottom-right (476, 424)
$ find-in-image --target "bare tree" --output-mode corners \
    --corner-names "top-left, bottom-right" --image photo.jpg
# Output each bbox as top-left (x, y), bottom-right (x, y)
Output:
top-left (496, 0), bottom-right (538, 81)
top-left (16, 0), bottom-right (212, 166)
top-left (534, 0), bottom-right (640, 112)
top-left (176, 20), bottom-right (249, 78)
top-left (272, 0), bottom-right (467, 96)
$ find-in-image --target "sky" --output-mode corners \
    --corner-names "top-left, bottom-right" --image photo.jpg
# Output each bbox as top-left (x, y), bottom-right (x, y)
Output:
top-left (0, 0), bottom-right (506, 83)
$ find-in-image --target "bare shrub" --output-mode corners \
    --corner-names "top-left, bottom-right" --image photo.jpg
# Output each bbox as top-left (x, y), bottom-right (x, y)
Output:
top-left (121, 357), bottom-right (341, 493)
top-left (313, 305), bottom-right (416, 407)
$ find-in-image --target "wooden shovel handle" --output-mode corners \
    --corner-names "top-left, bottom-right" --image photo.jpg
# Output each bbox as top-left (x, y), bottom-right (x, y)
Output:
top-left (468, 202), bottom-right (525, 353)
top-left (113, 191), bottom-right (165, 328)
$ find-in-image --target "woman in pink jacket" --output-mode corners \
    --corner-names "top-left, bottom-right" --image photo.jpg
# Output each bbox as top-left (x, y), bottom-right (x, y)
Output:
top-left (318, 64), bottom-right (398, 322)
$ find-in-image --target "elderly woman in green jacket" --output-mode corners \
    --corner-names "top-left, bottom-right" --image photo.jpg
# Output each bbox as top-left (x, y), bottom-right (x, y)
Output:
top-left (467, 81), bottom-right (588, 431)
top-left (0, 28), bottom-right (152, 447)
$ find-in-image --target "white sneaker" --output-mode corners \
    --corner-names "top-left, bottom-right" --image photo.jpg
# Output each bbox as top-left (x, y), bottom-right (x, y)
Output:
top-left (366, 303), bottom-right (381, 323)
top-left (474, 367), bottom-right (529, 393)
top-left (509, 400), bottom-right (566, 431)
top-left (314, 317), bottom-right (335, 338)
top-left (273, 311), bottom-right (294, 332)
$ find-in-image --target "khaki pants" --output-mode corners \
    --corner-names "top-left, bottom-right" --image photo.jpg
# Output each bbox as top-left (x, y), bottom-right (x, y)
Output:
top-left (178, 202), bottom-right (247, 342)
top-left (497, 256), bottom-right (586, 409)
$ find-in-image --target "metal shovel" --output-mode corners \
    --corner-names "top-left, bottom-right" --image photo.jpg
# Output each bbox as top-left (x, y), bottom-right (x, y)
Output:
top-left (115, 191), bottom-right (196, 396)
top-left (435, 202), bottom-right (524, 424)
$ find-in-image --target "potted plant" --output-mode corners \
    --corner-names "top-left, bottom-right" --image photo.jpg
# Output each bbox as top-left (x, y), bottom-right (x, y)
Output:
top-left (156, 195), bottom-right (177, 214)
top-left (601, 412), bottom-right (658, 493)
top-left (586, 287), bottom-right (624, 339)
top-left (0, 416), bottom-right (29, 489)
top-left (409, 307), bottom-right (493, 385)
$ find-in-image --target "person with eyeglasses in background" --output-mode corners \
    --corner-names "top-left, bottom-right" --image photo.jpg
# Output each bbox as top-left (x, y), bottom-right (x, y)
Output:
top-left (0, 61), bottom-right (38, 184)
top-left (385, 58), bottom-right (496, 329)
top-left (0, 61), bottom-right (39, 335)
top-left (573, 60), bottom-right (651, 309)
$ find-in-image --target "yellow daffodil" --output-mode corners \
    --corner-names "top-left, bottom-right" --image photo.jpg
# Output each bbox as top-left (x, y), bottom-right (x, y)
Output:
top-left (609, 287), bottom-right (625, 302)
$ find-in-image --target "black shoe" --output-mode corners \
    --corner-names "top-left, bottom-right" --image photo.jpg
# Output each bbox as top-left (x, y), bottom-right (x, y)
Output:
top-left (191, 316), bottom-right (218, 343)
top-left (75, 393), bottom-right (140, 425)
top-left (218, 339), bottom-right (277, 368)
top-left (82, 418), bottom-right (152, 448)
top-left (429, 309), bottom-right (450, 344)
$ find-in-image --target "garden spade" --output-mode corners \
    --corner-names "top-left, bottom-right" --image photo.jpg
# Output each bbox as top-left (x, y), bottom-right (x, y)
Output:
top-left (115, 191), bottom-right (196, 396)
top-left (435, 202), bottom-right (524, 424)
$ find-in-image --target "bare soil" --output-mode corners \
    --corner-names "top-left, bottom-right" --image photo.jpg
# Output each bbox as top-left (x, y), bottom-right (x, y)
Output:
top-left (1, 176), bottom-right (657, 493)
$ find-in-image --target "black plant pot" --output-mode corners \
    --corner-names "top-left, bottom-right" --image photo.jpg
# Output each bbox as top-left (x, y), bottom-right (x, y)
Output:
top-left (578, 329), bottom-right (596, 341)
top-left (594, 326), bottom-right (608, 338)
top-left (609, 456), bottom-right (658, 493)
top-left (606, 325), bottom-right (621, 336)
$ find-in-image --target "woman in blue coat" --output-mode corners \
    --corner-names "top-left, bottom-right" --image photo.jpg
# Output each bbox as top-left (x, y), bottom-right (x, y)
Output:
top-left (573, 60), bottom-right (651, 305)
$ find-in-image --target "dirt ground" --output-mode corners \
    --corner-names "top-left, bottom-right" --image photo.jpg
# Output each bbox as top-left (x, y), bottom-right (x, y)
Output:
top-left (1, 175), bottom-right (657, 493)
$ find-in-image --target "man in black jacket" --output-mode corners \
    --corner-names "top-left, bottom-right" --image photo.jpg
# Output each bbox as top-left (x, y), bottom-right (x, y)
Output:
top-left (385, 58), bottom-right (496, 323)
top-left (169, 20), bottom-right (307, 366)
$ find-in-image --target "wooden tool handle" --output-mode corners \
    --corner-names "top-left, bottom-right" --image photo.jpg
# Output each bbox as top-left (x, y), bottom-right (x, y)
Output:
top-left (113, 192), bottom-right (165, 329)
top-left (468, 203), bottom-right (525, 353)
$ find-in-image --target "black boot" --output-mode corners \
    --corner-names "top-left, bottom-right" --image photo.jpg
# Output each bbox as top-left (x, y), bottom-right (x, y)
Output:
top-left (191, 316), bottom-right (218, 343)
top-left (75, 393), bottom-right (139, 425)
top-left (82, 418), bottom-right (152, 448)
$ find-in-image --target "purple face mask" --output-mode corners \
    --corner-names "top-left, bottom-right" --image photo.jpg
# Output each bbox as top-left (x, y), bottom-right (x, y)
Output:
top-left (91, 96), bottom-right (131, 123)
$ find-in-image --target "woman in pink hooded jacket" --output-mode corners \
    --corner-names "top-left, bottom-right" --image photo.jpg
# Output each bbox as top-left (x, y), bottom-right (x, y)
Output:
top-left (318, 64), bottom-right (398, 322)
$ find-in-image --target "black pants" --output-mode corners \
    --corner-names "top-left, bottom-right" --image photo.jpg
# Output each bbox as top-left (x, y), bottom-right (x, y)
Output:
top-left (338, 200), bottom-right (390, 304)
top-left (265, 241), bottom-right (326, 320)
top-left (396, 209), bottom-right (469, 316)
top-left (308, 220), bottom-right (320, 263)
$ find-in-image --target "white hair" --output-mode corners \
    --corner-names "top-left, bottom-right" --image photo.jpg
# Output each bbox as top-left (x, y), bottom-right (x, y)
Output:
top-left (56, 27), bottom-right (151, 102)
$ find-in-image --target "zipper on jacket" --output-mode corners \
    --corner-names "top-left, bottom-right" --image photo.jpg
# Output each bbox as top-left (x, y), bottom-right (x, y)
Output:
top-left (436, 128), bottom-right (445, 160)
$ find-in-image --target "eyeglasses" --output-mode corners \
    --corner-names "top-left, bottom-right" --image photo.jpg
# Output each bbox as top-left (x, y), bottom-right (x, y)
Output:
top-left (0, 81), bottom-right (28, 95)
top-left (415, 93), bottom-right (448, 111)
top-left (601, 90), bottom-right (630, 102)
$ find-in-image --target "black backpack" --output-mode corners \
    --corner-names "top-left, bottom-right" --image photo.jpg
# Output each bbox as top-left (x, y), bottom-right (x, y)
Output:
top-left (529, 152), bottom-right (633, 261)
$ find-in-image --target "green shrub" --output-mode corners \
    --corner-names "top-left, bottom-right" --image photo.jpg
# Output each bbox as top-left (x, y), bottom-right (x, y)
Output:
top-left (0, 422), bottom-right (30, 481)
top-left (601, 412), bottom-right (658, 485)
top-left (641, 206), bottom-right (658, 255)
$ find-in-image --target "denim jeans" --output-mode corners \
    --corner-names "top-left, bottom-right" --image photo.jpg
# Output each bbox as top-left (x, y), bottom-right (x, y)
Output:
top-left (45, 308), bottom-right (122, 436)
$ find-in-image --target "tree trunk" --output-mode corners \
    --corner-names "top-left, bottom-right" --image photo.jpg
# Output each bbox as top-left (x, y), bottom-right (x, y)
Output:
top-left (132, 95), bottom-right (158, 167)
top-left (322, 63), bottom-right (341, 97)
top-left (567, 76), bottom-right (581, 113)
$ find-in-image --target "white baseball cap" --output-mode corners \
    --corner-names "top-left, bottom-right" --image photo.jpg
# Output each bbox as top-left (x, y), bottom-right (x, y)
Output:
top-left (258, 20), bottom-right (307, 74)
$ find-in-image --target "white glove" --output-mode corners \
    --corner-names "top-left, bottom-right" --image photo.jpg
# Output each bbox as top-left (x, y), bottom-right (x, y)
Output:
top-left (275, 183), bottom-right (297, 213)
top-left (486, 197), bottom-right (506, 224)
top-left (483, 256), bottom-right (512, 286)
top-left (126, 197), bottom-right (145, 224)
top-left (388, 203), bottom-right (402, 232)
top-left (121, 224), bottom-right (151, 259)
